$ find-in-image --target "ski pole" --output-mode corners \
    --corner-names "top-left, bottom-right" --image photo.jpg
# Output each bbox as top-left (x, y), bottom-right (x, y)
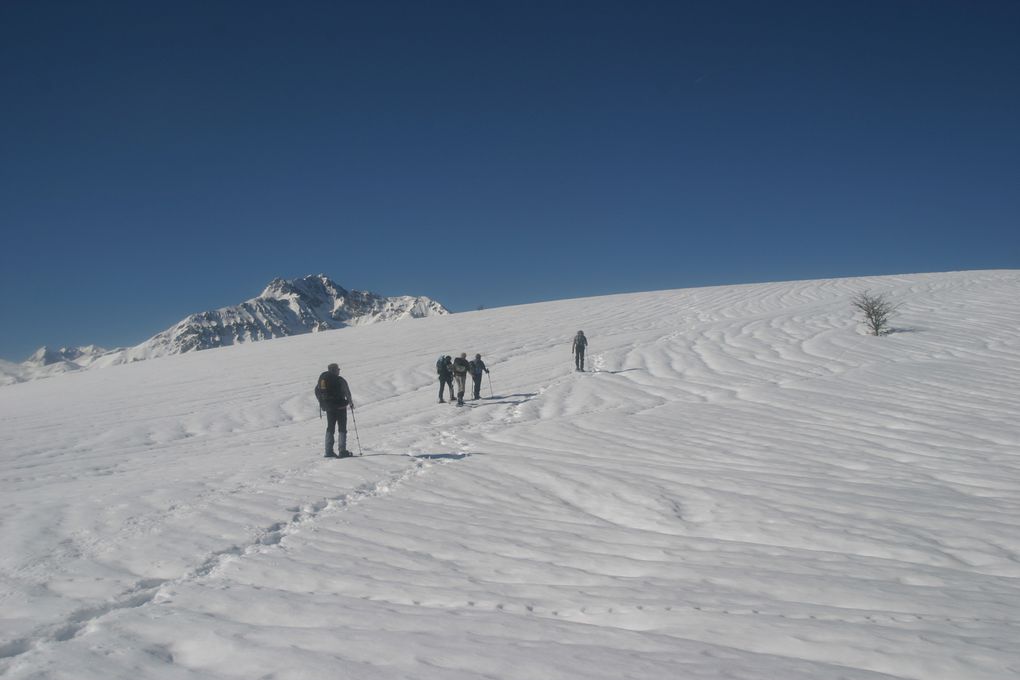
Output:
top-left (351, 407), bottom-right (363, 456)
top-left (486, 372), bottom-right (493, 399)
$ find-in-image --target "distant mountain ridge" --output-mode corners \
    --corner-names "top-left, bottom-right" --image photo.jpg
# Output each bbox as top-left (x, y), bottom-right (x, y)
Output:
top-left (2, 275), bottom-right (448, 384)
top-left (26, 345), bottom-right (109, 367)
top-left (135, 275), bottom-right (448, 358)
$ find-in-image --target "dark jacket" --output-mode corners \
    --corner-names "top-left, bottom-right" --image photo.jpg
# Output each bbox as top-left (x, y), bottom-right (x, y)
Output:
top-left (438, 357), bottom-right (453, 381)
top-left (317, 371), bottom-right (353, 409)
top-left (572, 333), bottom-right (588, 354)
top-left (469, 359), bottom-right (488, 377)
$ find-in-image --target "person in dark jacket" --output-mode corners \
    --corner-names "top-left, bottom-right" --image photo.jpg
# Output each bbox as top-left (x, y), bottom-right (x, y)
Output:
top-left (452, 352), bottom-right (470, 406)
top-left (437, 355), bottom-right (455, 403)
top-left (317, 363), bottom-right (355, 457)
top-left (468, 353), bottom-right (489, 400)
top-left (572, 330), bottom-right (588, 371)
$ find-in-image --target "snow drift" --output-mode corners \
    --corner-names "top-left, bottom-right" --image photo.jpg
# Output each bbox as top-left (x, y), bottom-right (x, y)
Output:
top-left (1, 270), bottom-right (1018, 679)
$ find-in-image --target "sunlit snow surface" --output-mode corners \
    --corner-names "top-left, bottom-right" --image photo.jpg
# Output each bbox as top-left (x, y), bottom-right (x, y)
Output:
top-left (1, 271), bottom-right (1018, 679)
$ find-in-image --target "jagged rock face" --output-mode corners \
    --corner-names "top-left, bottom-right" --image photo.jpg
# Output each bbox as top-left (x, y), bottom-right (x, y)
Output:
top-left (138, 275), bottom-right (448, 356)
top-left (25, 347), bottom-right (67, 366)
top-left (4, 276), bottom-right (449, 382)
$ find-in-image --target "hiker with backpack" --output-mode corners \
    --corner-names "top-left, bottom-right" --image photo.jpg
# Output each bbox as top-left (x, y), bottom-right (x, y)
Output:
top-left (468, 353), bottom-right (489, 400)
top-left (437, 355), bottom-right (455, 403)
top-left (315, 363), bottom-right (355, 458)
top-left (452, 352), bottom-right (470, 406)
top-left (572, 330), bottom-right (588, 371)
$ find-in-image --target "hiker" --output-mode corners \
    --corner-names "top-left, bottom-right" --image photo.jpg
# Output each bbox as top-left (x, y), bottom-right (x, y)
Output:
top-left (452, 352), bottom-right (470, 406)
top-left (468, 353), bottom-right (489, 400)
top-left (316, 363), bottom-right (355, 458)
top-left (437, 355), bottom-right (455, 403)
top-left (572, 330), bottom-right (588, 371)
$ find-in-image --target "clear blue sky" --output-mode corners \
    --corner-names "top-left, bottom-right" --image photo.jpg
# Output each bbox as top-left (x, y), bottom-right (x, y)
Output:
top-left (1, 0), bottom-right (1018, 361)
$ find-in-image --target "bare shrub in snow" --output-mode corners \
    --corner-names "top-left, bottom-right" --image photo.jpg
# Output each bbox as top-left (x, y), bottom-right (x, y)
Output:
top-left (852, 291), bottom-right (898, 336)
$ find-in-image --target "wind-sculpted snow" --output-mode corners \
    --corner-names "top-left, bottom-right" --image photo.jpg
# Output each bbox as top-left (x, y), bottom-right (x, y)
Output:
top-left (1, 271), bottom-right (1019, 679)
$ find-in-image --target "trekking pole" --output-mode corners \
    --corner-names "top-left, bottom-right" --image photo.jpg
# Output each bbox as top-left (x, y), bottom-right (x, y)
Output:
top-left (351, 407), bottom-right (363, 456)
top-left (486, 372), bottom-right (493, 399)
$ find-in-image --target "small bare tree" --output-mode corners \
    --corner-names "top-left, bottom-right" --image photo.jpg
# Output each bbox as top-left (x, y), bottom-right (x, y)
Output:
top-left (851, 290), bottom-right (898, 336)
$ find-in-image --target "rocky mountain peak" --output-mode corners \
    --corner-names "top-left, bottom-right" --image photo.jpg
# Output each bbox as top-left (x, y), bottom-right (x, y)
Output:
top-left (3, 276), bottom-right (449, 384)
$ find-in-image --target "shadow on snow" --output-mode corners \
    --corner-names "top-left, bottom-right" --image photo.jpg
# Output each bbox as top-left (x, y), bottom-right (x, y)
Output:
top-left (481, 393), bottom-right (537, 405)
top-left (411, 452), bottom-right (472, 460)
top-left (357, 452), bottom-right (475, 460)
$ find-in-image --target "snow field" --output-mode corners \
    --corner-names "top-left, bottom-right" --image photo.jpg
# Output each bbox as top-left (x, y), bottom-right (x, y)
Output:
top-left (1, 270), bottom-right (1019, 679)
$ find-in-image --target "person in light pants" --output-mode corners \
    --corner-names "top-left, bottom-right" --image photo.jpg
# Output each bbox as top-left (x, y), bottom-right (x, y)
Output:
top-left (452, 352), bottom-right (470, 406)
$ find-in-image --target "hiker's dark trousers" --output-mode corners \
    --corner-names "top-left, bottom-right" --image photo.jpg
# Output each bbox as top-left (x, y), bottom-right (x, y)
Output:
top-left (439, 377), bottom-right (454, 401)
top-left (325, 407), bottom-right (347, 453)
top-left (575, 349), bottom-right (585, 370)
top-left (471, 373), bottom-right (483, 399)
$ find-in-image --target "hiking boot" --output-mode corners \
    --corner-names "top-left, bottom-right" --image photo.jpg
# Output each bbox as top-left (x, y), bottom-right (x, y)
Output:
top-left (324, 451), bottom-right (338, 458)
top-left (339, 450), bottom-right (354, 458)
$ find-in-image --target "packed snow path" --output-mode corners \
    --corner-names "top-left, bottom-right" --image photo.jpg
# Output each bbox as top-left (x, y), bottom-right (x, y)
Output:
top-left (1, 271), bottom-right (1019, 679)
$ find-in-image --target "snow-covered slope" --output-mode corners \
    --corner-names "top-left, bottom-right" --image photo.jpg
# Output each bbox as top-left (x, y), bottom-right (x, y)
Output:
top-left (1, 270), bottom-right (1018, 679)
top-left (1, 275), bottom-right (448, 382)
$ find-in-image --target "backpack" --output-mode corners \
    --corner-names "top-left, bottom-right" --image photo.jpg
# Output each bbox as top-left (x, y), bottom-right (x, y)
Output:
top-left (314, 375), bottom-right (326, 409)
top-left (436, 356), bottom-right (445, 375)
top-left (315, 372), bottom-right (348, 408)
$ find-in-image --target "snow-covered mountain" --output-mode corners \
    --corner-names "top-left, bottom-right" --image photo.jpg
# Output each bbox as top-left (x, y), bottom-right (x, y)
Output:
top-left (120, 274), bottom-right (448, 361)
top-left (24, 344), bottom-right (109, 367)
top-left (2, 270), bottom-right (1018, 679)
top-left (0, 346), bottom-right (111, 385)
top-left (0, 358), bottom-right (29, 386)
top-left (0, 275), bottom-right (447, 383)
